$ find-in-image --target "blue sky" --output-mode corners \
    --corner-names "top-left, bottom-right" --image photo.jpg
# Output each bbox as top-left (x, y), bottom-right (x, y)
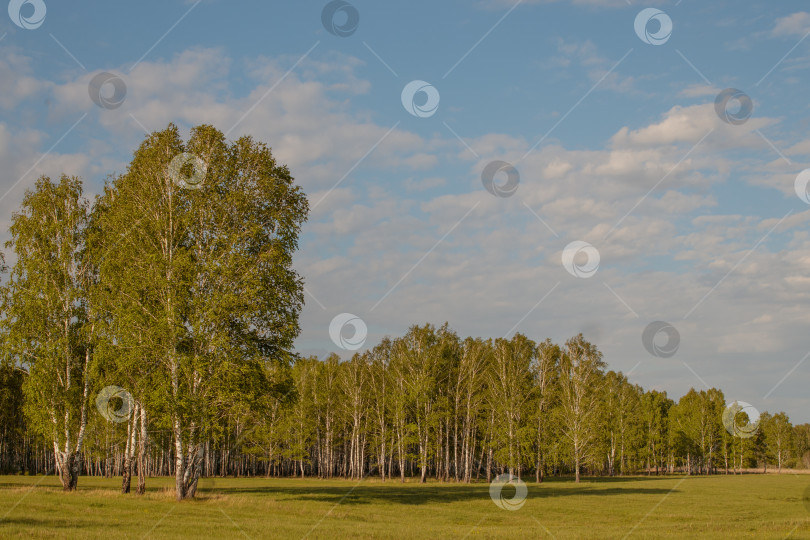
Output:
top-left (2, 0), bottom-right (810, 421)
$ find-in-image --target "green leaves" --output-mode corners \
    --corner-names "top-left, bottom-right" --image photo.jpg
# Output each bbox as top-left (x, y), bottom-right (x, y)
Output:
top-left (3, 175), bottom-right (92, 488)
top-left (0, 124), bottom-right (308, 496)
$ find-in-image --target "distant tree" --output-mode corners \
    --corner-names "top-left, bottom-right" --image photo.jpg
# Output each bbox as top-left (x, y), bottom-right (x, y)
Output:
top-left (794, 424), bottom-right (810, 469)
top-left (396, 324), bottom-right (446, 483)
top-left (455, 337), bottom-right (490, 483)
top-left (367, 340), bottom-right (393, 481)
top-left (558, 334), bottom-right (606, 482)
top-left (340, 353), bottom-right (369, 479)
top-left (601, 372), bottom-right (643, 475)
top-left (388, 341), bottom-right (413, 483)
top-left (313, 353), bottom-right (342, 478)
top-left (723, 403), bottom-right (758, 471)
top-left (286, 357), bottom-right (318, 477)
top-left (671, 389), bottom-right (724, 474)
top-left (762, 412), bottom-right (794, 472)
top-left (488, 334), bottom-right (535, 478)
top-left (703, 389), bottom-right (726, 473)
top-left (532, 339), bottom-right (559, 482)
top-left (641, 389), bottom-right (672, 475)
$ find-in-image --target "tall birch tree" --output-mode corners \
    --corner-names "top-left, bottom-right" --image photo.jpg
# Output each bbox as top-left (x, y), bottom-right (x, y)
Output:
top-left (3, 175), bottom-right (93, 490)
top-left (89, 124), bottom-right (307, 499)
top-left (558, 334), bottom-right (605, 482)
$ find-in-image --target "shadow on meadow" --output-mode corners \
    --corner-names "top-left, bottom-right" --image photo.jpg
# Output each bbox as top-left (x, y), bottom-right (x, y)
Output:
top-left (0, 516), bottom-right (91, 528)
top-left (200, 476), bottom-right (682, 506)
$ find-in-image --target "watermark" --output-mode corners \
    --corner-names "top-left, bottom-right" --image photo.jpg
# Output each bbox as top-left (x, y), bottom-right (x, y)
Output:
top-left (642, 321), bottom-right (680, 358)
top-left (96, 385), bottom-right (134, 423)
top-left (481, 161), bottom-right (519, 198)
top-left (401, 80), bottom-right (440, 118)
top-left (88, 72), bottom-right (127, 110)
top-left (168, 152), bottom-right (207, 190)
top-left (714, 88), bottom-right (752, 125)
top-left (722, 401), bottom-right (760, 439)
top-left (795, 169), bottom-right (810, 205)
top-left (634, 8), bottom-right (672, 46)
top-left (329, 313), bottom-right (367, 351)
top-left (8, 0), bottom-right (46, 30)
top-left (321, 0), bottom-right (359, 37)
top-left (489, 473), bottom-right (527, 511)
top-left (561, 241), bottom-right (600, 279)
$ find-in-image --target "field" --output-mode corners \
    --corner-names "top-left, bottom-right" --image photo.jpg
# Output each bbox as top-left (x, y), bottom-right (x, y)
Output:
top-left (1, 474), bottom-right (809, 539)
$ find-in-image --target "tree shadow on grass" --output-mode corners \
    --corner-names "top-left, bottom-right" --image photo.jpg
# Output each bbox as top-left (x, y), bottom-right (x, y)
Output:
top-left (530, 475), bottom-right (684, 484)
top-left (206, 478), bottom-right (682, 506)
top-left (0, 516), bottom-right (92, 528)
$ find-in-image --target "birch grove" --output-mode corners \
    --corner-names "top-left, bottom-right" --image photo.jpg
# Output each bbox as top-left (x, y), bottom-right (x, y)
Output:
top-left (1, 126), bottom-right (808, 495)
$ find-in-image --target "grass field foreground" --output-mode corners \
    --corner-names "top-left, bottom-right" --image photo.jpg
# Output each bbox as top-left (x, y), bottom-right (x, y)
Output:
top-left (1, 474), bottom-right (810, 539)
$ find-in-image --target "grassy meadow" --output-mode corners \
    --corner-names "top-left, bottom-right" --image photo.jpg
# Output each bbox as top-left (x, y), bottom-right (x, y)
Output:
top-left (0, 474), bottom-right (808, 539)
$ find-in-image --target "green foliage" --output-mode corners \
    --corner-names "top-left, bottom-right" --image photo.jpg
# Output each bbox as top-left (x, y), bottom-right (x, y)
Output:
top-left (2, 175), bottom-right (92, 489)
top-left (762, 412), bottom-right (794, 470)
top-left (2, 124), bottom-right (308, 497)
top-left (794, 423), bottom-right (810, 468)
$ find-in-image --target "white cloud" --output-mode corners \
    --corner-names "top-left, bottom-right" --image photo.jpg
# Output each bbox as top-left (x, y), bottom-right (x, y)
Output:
top-left (0, 46), bottom-right (50, 109)
top-left (610, 103), bottom-right (775, 148)
top-left (772, 12), bottom-right (810, 38)
top-left (540, 39), bottom-right (641, 95)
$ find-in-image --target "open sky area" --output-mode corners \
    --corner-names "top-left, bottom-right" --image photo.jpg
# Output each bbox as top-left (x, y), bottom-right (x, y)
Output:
top-left (1, 0), bottom-right (809, 421)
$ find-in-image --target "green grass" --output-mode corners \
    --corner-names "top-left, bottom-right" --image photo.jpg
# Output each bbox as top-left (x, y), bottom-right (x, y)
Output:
top-left (1, 474), bottom-right (809, 539)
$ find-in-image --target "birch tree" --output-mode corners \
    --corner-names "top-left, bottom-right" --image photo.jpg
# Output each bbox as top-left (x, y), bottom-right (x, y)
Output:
top-left (488, 334), bottom-right (535, 477)
top-left (455, 337), bottom-right (490, 482)
top-left (762, 412), bottom-right (793, 472)
top-left (532, 339), bottom-right (559, 482)
top-left (558, 334), bottom-right (605, 482)
top-left (89, 124), bottom-right (307, 499)
top-left (400, 324), bottom-right (439, 484)
top-left (3, 175), bottom-right (92, 490)
top-left (641, 389), bottom-right (671, 474)
top-left (367, 339), bottom-right (392, 481)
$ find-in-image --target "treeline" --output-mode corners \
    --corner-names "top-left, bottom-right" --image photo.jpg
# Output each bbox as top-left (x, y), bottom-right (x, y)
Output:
top-left (166, 331), bottom-right (803, 480)
top-left (2, 326), bottom-right (809, 487)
